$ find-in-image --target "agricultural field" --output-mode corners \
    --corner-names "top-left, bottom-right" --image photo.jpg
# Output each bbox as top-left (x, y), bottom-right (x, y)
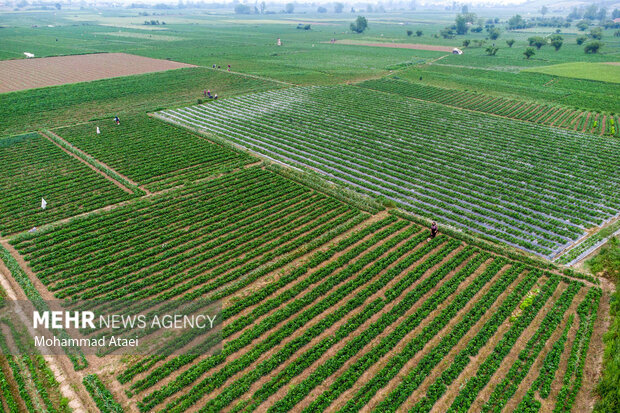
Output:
top-left (158, 86), bottom-right (620, 258)
top-left (7, 166), bottom-right (602, 413)
top-left (524, 62), bottom-right (620, 84)
top-left (52, 115), bottom-right (255, 191)
top-left (0, 53), bottom-right (195, 93)
top-left (0, 133), bottom-right (135, 236)
top-left (0, 4), bottom-right (618, 413)
top-left (360, 78), bottom-right (620, 136)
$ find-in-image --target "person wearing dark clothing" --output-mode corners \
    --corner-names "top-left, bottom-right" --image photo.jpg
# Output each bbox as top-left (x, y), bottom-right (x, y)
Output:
top-left (114, 116), bottom-right (120, 125)
top-left (430, 222), bottom-right (438, 239)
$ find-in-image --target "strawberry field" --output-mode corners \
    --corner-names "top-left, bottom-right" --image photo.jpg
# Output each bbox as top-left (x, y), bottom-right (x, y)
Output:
top-left (6, 165), bottom-right (601, 412)
top-left (359, 78), bottom-right (620, 137)
top-left (158, 86), bottom-right (620, 259)
top-left (0, 133), bottom-right (135, 236)
top-left (53, 115), bottom-right (254, 191)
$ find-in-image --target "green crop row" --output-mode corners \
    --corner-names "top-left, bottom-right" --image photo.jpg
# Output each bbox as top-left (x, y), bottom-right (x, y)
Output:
top-left (359, 79), bottom-right (620, 137)
top-left (83, 374), bottom-right (123, 413)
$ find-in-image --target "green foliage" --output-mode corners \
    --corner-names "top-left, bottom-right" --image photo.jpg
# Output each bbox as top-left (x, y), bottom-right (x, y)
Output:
top-left (524, 47), bottom-right (536, 59)
top-left (350, 16), bottom-right (368, 33)
top-left (406, 30), bottom-right (413, 36)
top-left (485, 45), bottom-right (499, 56)
top-left (416, 29), bottom-right (423, 36)
top-left (528, 36), bottom-right (547, 49)
top-left (0, 133), bottom-right (134, 235)
top-left (506, 39), bottom-right (515, 47)
top-left (550, 34), bottom-right (564, 51)
top-left (488, 27), bottom-right (501, 40)
top-left (508, 14), bottom-right (526, 29)
top-left (576, 35), bottom-right (588, 45)
top-left (83, 374), bottom-right (123, 412)
top-left (585, 41), bottom-right (603, 54)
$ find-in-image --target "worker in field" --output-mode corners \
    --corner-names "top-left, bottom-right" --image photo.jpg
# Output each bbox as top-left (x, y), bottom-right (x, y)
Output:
top-left (207, 90), bottom-right (212, 98)
top-left (114, 116), bottom-right (120, 125)
top-left (203, 89), bottom-right (207, 97)
top-left (429, 221), bottom-right (438, 240)
top-left (227, 64), bottom-right (231, 72)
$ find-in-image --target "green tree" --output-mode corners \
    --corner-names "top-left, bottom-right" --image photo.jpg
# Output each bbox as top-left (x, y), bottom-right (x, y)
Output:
top-left (334, 2), bottom-right (344, 13)
top-left (406, 30), bottom-right (413, 36)
top-left (528, 36), bottom-right (546, 49)
top-left (455, 14), bottom-right (469, 35)
top-left (416, 30), bottom-right (422, 36)
top-left (590, 27), bottom-right (603, 40)
top-left (350, 16), bottom-right (368, 33)
top-left (285, 3), bottom-right (294, 13)
top-left (523, 47), bottom-right (535, 59)
top-left (507, 14), bottom-right (525, 29)
top-left (540, 5), bottom-right (548, 16)
top-left (584, 41), bottom-right (603, 53)
top-left (485, 45), bottom-right (499, 56)
top-left (234, 3), bottom-right (252, 14)
top-left (550, 34), bottom-right (563, 51)
top-left (317, 6), bottom-right (327, 13)
top-left (576, 20), bottom-right (590, 31)
top-left (576, 35), bottom-right (588, 45)
top-left (506, 39), bottom-right (515, 47)
top-left (488, 27), bottom-right (501, 40)
top-left (462, 39), bottom-right (470, 47)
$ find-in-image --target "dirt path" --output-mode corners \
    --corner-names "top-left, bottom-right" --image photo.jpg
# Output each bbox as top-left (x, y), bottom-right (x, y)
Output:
top-left (43, 129), bottom-right (148, 194)
top-left (39, 131), bottom-right (134, 195)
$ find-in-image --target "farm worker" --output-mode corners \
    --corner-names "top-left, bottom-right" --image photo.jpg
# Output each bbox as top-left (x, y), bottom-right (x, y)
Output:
top-left (430, 222), bottom-right (438, 239)
top-left (207, 90), bottom-right (212, 98)
top-left (96, 126), bottom-right (100, 134)
top-left (212, 64), bottom-right (216, 68)
top-left (227, 64), bottom-right (231, 72)
top-left (203, 89), bottom-right (207, 97)
top-left (114, 116), bottom-right (120, 125)
top-left (214, 94), bottom-right (218, 100)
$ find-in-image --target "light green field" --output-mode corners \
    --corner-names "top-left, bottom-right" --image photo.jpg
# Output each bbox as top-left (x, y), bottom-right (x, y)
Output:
top-left (524, 62), bottom-right (620, 84)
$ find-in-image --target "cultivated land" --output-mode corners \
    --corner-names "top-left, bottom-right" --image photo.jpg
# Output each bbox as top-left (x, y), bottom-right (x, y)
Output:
top-left (0, 53), bottom-right (195, 93)
top-left (0, 6), bottom-right (618, 413)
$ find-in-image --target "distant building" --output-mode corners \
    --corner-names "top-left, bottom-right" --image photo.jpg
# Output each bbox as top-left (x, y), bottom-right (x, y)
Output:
top-left (452, 48), bottom-right (463, 55)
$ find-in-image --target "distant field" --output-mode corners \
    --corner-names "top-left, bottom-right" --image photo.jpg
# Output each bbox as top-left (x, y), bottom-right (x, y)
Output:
top-left (524, 62), bottom-right (620, 84)
top-left (333, 40), bottom-right (455, 52)
top-left (0, 53), bottom-right (195, 93)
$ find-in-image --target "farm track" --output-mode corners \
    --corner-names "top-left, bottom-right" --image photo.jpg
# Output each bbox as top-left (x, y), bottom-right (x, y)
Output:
top-left (40, 131), bottom-right (135, 194)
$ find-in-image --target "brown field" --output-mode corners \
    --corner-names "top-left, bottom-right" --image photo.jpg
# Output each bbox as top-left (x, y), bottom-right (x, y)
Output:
top-left (0, 53), bottom-right (195, 93)
top-left (332, 40), bottom-right (455, 52)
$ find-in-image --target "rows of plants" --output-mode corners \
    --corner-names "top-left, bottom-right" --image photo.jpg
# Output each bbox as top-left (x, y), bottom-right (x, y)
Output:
top-left (513, 315), bottom-right (574, 412)
top-left (53, 114), bottom-right (253, 191)
top-left (82, 374), bottom-right (123, 413)
top-left (554, 288), bottom-right (601, 412)
top-left (0, 133), bottom-right (134, 235)
top-left (399, 65), bottom-right (620, 115)
top-left (204, 241), bottom-right (473, 413)
top-left (359, 79), bottom-right (620, 137)
top-left (0, 319), bottom-right (69, 413)
top-left (160, 86), bottom-right (620, 257)
top-left (137, 224), bottom-right (428, 411)
top-left (13, 168), bottom-right (362, 302)
top-left (119, 216), bottom-right (404, 392)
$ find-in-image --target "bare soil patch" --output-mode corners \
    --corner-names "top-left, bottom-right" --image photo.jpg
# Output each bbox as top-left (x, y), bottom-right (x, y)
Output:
top-left (332, 40), bottom-right (454, 52)
top-left (0, 53), bottom-right (195, 93)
